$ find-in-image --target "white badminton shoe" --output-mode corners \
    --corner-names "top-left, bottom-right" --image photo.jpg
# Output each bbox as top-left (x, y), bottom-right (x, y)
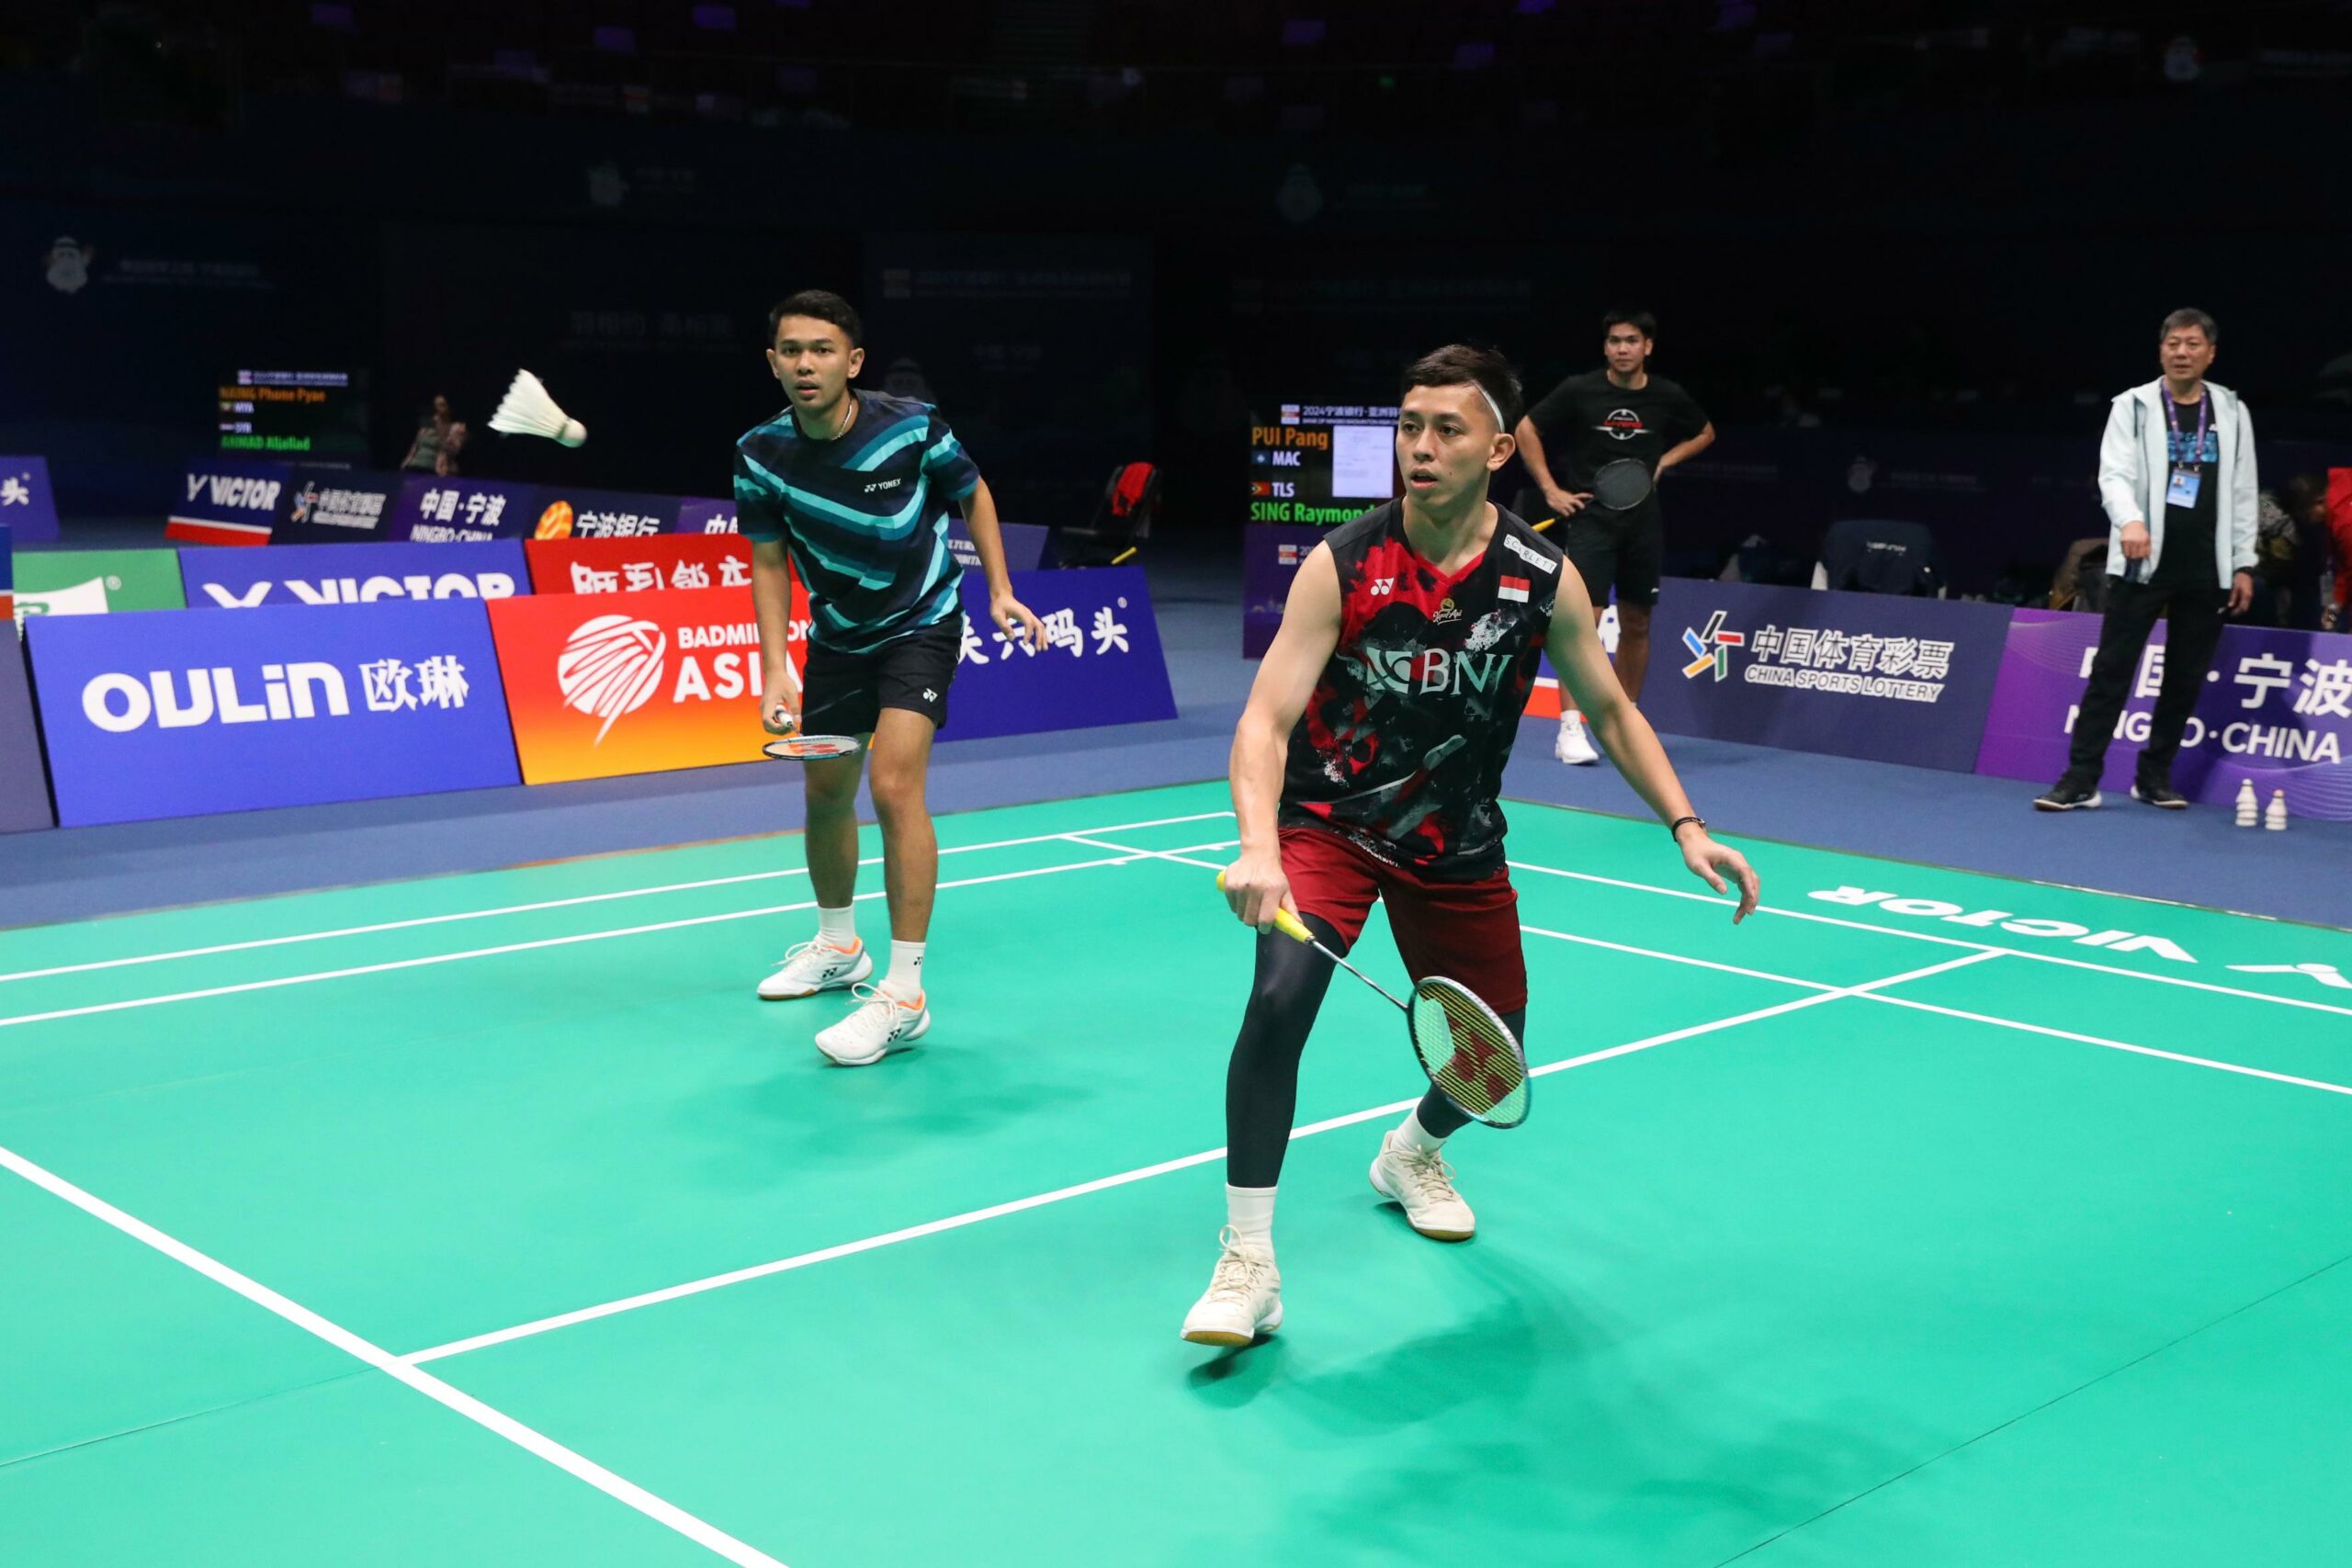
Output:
top-left (757, 938), bottom-right (873, 1000)
top-left (1181, 1228), bottom-right (1283, 1346)
top-left (814, 984), bottom-right (931, 1066)
top-left (1555, 713), bottom-right (1600, 766)
top-left (1370, 1131), bottom-right (1477, 1241)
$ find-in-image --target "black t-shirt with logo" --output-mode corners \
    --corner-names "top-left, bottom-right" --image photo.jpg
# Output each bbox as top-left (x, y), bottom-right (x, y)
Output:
top-left (1524, 369), bottom-right (1711, 494)
top-left (1280, 502), bottom-right (1563, 879)
top-left (2152, 394), bottom-right (2222, 590)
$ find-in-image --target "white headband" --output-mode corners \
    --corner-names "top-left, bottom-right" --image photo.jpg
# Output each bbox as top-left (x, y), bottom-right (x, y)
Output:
top-left (1476, 384), bottom-right (1508, 433)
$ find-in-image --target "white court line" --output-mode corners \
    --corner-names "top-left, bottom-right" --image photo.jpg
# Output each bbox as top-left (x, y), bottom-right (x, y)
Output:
top-left (1507, 857), bottom-right (2352, 1021)
top-left (1068, 835), bottom-right (1844, 996)
top-left (402, 951), bottom-right (1996, 1366)
top-left (0, 1140), bottom-right (786, 1568)
top-left (0, 853), bottom-right (1150, 1033)
top-left (1860, 992), bottom-right (2352, 1099)
top-left (1080, 833), bottom-right (2352, 1109)
top-left (0, 809), bottom-right (1238, 987)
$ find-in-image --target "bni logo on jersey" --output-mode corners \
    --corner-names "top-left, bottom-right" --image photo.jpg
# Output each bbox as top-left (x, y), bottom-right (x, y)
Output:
top-left (1681, 611), bottom-right (1745, 682)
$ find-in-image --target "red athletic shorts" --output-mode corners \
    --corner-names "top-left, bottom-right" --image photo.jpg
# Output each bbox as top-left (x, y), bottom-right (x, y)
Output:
top-left (1278, 826), bottom-right (1528, 1015)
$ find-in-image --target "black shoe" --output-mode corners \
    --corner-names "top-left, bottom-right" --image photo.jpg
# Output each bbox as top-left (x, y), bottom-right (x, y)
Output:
top-left (2034, 776), bottom-right (2103, 811)
top-left (2132, 779), bottom-right (2188, 809)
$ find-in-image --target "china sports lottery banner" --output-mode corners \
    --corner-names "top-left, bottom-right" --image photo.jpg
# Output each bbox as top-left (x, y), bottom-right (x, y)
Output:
top-left (28, 600), bottom-right (520, 826)
top-left (490, 585), bottom-right (790, 784)
top-left (1635, 579), bottom-right (2015, 773)
top-left (1976, 611), bottom-right (2352, 820)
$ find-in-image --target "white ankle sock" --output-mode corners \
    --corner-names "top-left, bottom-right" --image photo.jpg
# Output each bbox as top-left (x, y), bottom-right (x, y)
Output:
top-left (1226, 1184), bottom-right (1276, 1258)
top-left (882, 940), bottom-right (925, 1002)
top-left (816, 905), bottom-right (857, 950)
top-left (1392, 1109), bottom-right (1448, 1156)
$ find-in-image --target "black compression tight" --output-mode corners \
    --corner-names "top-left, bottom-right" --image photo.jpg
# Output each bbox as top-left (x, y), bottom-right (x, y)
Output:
top-left (1224, 915), bottom-right (1528, 1190)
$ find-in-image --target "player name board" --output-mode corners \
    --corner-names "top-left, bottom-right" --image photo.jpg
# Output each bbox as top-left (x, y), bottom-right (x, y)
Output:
top-left (218, 369), bottom-right (368, 458)
top-left (1248, 401), bottom-right (1397, 526)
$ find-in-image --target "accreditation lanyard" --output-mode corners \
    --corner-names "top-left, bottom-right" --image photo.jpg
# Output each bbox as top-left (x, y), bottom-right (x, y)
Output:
top-left (2165, 390), bottom-right (2211, 472)
top-left (2164, 390), bottom-right (2210, 510)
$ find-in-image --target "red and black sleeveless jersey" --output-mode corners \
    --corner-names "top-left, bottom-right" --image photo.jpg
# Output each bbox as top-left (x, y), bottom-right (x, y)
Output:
top-left (1281, 502), bottom-right (1566, 879)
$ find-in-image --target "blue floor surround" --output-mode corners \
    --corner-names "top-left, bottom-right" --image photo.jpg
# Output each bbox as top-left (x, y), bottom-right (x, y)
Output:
top-left (3, 557), bottom-right (2345, 932)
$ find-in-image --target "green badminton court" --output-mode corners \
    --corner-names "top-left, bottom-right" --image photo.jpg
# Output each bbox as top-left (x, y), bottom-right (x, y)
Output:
top-left (5, 781), bottom-right (2350, 1566)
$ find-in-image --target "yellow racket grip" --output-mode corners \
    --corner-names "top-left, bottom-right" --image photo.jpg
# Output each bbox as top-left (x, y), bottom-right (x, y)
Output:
top-left (1215, 871), bottom-right (1314, 944)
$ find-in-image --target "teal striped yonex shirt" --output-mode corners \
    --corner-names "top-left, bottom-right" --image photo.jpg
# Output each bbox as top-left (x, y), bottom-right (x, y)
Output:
top-left (732, 389), bottom-right (982, 653)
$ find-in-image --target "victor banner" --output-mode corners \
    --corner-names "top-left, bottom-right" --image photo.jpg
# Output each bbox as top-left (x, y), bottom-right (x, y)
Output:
top-left (182, 540), bottom-right (528, 610)
top-left (168, 457), bottom-right (289, 546)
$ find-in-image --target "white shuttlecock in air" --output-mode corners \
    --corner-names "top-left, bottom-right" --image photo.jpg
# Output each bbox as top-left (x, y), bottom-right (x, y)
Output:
top-left (489, 369), bottom-right (587, 447)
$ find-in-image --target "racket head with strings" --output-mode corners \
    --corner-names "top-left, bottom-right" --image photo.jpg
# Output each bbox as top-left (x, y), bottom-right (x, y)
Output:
top-left (761, 734), bottom-right (862, 761)
top-left (1408, 976), bottom-right (1532, 1128)
top-left (1590, 458), bottom-right (1655, 513)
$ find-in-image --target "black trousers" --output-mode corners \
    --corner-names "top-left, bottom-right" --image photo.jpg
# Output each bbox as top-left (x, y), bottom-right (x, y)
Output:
top-left (2066, 577), bottom-right (2227, 780)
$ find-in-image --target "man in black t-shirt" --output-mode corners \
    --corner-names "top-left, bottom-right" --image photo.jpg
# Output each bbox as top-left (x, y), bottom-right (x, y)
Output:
top-left (1516, 310), bottom-right (1714, 763)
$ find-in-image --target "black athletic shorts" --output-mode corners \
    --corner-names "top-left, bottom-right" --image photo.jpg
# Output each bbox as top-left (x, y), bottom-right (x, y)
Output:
top-left (800, 615), bottom-right (961, 735)
top-left (1561, 499), bottom-right (1664, 610)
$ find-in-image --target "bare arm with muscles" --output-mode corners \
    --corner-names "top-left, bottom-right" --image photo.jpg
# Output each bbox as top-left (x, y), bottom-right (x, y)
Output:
top-left (1513, 416), bottom-right (1589, 520)
top-left (1223, 543), bottom-right (1344, 932)
top-left (1544, 568), bottom-right (1759, 921)
top-left (957, 478), bottom-right (1046, 652)
top-left (751, 536), bottom-right (802, 734)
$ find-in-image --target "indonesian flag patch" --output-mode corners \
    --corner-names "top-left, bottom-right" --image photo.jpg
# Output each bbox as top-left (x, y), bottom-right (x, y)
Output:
top-left (1498, 574), bottom-right (1531, 603)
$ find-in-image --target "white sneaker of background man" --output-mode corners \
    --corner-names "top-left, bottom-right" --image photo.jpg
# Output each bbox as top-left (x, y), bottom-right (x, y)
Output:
top-left (1555, 710), bottom-right (1600, 765)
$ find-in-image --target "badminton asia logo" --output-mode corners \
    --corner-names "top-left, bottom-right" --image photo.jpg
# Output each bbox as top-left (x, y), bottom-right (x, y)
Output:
top-left (556, 615), bottom-right (667, 744)
top-left (79, 658), bottom-right (471, 732)
top-left (1680, 611), bottom-right (1745, 682)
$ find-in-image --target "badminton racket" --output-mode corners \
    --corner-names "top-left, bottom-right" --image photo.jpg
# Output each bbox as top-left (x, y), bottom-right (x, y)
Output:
top-left (758, 690), bottom-right (863, 761)
top-left (1589, 458), bottom-right (1655, 513)
top-left (1216, 872), bottom-right (1531, 1128)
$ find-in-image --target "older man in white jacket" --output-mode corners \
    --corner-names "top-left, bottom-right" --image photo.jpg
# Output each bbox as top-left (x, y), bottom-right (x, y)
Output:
top-left (2036, 309), bottom-right (2257, 812)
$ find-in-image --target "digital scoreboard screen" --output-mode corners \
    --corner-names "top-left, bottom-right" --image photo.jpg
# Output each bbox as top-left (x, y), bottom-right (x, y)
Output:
top-left (218, 369), bottom-right (369, 458)
top-left (1248, 401), bottom-right (1397, 526)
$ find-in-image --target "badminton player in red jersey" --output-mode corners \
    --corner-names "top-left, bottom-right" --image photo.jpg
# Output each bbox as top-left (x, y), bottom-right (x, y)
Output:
top-left (1182, 344), bottom-right (1759, 1347)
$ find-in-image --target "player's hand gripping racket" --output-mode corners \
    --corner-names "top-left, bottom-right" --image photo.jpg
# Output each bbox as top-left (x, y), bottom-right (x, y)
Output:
top-left (759, 690), bottom-right (862, 761)
top-left (1217, 872), bottom-right (1531, 1129)
top-left (1590, 458), bottom-right (1655, 513)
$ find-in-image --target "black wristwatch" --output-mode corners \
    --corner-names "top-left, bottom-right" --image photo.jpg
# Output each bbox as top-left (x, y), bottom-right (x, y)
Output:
top-left (1668, 815), bottom-right (1708, 840)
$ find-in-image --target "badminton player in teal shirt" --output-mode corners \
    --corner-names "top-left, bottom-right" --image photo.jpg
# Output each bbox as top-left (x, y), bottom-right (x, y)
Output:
top-left (735, 289), bottom-right (1046, 1066)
